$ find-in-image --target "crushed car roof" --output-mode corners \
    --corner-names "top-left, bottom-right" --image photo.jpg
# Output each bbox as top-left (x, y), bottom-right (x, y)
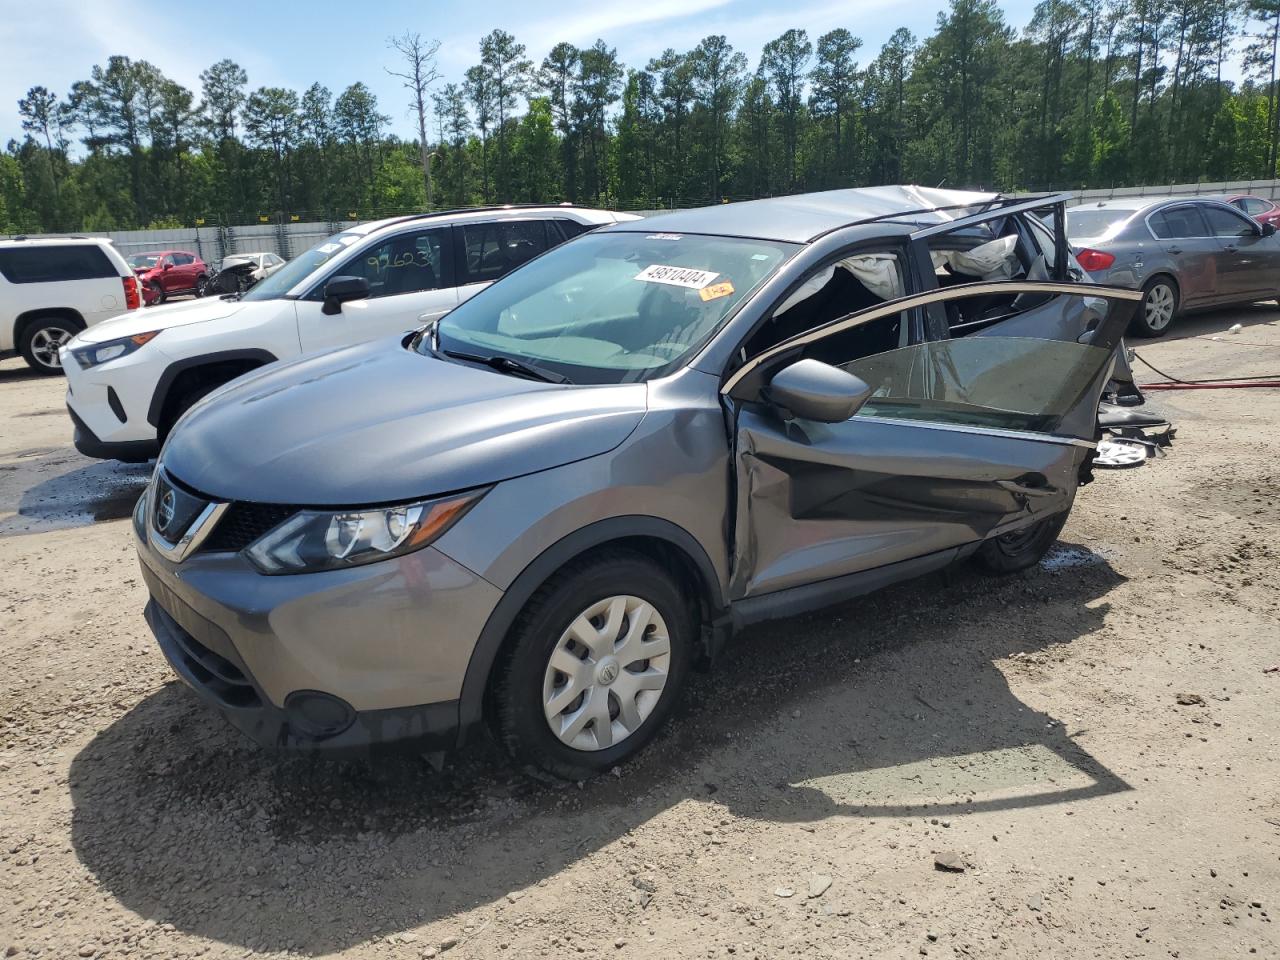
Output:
top-left (622, 185), bottom-right (1012, 243)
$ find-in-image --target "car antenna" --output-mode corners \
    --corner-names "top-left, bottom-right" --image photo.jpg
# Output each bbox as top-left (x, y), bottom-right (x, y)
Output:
top-left (935, 179), bottom-right (947, 188)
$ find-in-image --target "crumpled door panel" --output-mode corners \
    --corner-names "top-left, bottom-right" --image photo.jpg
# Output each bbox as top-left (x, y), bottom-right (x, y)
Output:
top-left (731, 411), bottom-right (1083, 600)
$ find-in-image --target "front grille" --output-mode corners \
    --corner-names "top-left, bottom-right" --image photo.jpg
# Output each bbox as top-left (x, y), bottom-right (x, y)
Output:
top-left (201, 501), bottom-right (299, 553)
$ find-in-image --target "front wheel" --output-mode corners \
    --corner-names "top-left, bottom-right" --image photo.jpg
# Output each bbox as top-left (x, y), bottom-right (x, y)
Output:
top-left (973, 511), bottom-right (1070, 575)
top-left (195, 274), bottom-right (210, 296)
top-left (493, 552), bottom-right (693, 780)
top-left (1132, 277), bottom-right (1178, 338)
top-left (149, 280), bottom-right (166, 306)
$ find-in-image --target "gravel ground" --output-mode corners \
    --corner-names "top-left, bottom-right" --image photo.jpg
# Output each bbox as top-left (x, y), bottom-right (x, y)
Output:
top-left (1, 306), bottom-right (1278, 960)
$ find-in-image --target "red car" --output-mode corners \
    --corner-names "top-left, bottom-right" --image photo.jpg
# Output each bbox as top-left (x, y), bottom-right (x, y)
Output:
top-left (128, 250), bottom-right (208, 305)
top-left (1219, 194), bottom-right (1280, 228)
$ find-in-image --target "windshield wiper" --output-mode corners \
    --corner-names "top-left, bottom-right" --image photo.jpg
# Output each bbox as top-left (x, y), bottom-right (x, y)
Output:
top-left (441, 348), bottom-right (571, 384)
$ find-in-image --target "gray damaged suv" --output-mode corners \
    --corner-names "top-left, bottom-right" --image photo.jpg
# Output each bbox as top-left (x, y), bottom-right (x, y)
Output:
top-left (135, 186), bottom-right (1140, 779)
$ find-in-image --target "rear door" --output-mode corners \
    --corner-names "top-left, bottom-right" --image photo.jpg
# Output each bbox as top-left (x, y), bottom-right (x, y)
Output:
top-left (295, 225), bottom-right (458, 354)
top-left (1199, 202), bottom-right (1280, 303)
top-left (1146, 204), bottom-right (1219, 307)
top-left (453, 218), bottom-right (557, 306)
top-left (725, 281), bottom-right (1141, 602)
top-left (172, 253), bottom-right (197, 290)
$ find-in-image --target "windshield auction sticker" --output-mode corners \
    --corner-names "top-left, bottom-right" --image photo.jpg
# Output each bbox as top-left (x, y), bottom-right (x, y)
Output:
top-left (698, 280), bottom-right (735, 301)
top-left (634, 264), bottom-right (720, 289)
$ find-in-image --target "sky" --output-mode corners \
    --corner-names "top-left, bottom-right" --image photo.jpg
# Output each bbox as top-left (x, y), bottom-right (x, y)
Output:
top-left (1, 0), bottom-right (1043, 146)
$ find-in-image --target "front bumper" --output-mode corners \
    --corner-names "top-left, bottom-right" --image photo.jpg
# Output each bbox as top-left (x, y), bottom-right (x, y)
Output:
top-left (68, 404), bottom-right (159, 462)
top-left (145, 595), bottom-right (460, 755)
top-left (63, 346), bottom-right (167, 459)
top-left (135, 496), bottom-right (504, 753)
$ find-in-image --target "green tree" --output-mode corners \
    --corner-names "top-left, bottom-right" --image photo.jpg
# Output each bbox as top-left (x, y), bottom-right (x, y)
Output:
top-left (575, 39), bottom-right (624, 201)
top-left (479, 29), bottom-right (533, 199)
top-left (691, 35), bottom-right (747, 199)
top-left (243, 86), bottom-right (300, 214)
top-left (540, 43), bottom-right (581, 199)
top-left (809, 29), bottom-right (863, 186)
top-left (760, 29), bottom-right (812, 189)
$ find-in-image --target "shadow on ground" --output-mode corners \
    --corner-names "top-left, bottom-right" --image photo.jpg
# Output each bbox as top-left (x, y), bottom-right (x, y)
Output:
top-left (69, 545), bottom-right (1130, 954)
top-left (0, 364), bottom-right (49, 384)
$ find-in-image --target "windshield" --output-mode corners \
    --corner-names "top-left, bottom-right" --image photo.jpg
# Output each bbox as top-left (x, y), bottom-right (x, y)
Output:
top-left (432, 231), bottom-right (796, 384)
top-left (128, 253), bottom-right (161, 269)
top-left (240, 231), bottom-right (363, 301)
top-left (1066, 209), bottom-right (1133, 238)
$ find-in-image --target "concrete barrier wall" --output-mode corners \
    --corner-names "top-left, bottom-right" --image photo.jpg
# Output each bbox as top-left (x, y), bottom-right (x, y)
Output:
top-left (8, 178), bottom-right (1280, 258)
top-left (1, 220), bottom-right (359, 265)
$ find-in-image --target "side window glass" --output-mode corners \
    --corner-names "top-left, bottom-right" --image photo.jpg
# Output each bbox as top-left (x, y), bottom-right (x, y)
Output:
top-left (174, 253), bottom-right (193, 266)
top-left (1241, 198), bottom-right (1269, 215)
top-left (335, 228), bottom-right (447, 299)
top-left (1148, 211), bottom-right (1172, 239)
top-left (840, 291), bottom-right (1119, 435)
top-left (0, 245), bottom-right (116, 283)
top-left (461, 221), bottom-right (549, 283)
top-left (744, 249), bottom-right (910, 362)
top-left (556, 219), bottom-right (594, 240)
top-left (1202, 205), bottom-right (1255, 238)
top-left (1152, 206), bottom-right (1208, 239)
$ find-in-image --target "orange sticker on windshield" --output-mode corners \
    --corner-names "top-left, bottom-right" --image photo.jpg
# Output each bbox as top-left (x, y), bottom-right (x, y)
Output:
top-left (699, 281), bottom-right (735, 302)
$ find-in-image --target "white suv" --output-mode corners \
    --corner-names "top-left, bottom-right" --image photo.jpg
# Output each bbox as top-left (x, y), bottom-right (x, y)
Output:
top-left (0, 236), bottom-right (142, 374)
top-left (62, 206), bottom-right (637, 461)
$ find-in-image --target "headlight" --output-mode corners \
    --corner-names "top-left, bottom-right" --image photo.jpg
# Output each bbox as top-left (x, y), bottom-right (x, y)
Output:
top-left (70, 330), bottom-right (161, 369)
top-left (244, 489), bottom-right (487, 574)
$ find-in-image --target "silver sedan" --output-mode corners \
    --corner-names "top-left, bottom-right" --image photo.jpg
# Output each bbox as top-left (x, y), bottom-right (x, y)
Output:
top-left (1066, 196), bottom-right (1280, 336)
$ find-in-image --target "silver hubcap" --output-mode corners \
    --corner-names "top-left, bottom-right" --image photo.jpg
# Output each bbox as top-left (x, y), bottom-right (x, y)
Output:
top-left (1144, 284), bottom-right (1175, 330)
top-left (30, 327), bottom-right (72, 368)
top-left (542, 594), bottom-right (671, 752)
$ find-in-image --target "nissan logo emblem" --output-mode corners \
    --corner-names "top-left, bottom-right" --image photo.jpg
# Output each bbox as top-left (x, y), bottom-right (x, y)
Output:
top-left (156, 489), bottom-right (176, 533)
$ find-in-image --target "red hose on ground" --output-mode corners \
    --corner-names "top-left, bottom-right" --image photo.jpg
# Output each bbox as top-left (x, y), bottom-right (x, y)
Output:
top-left (1140, 380), bottom-right (1280, 390)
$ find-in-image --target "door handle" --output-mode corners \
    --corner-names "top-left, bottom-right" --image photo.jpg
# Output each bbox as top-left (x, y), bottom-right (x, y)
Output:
top-left (1224, 245), bottom-right (1238, 253)
top-left (996, 479), bottom-right (1058, 498)
top-left (1168, 246), bottom-right (1182, 255)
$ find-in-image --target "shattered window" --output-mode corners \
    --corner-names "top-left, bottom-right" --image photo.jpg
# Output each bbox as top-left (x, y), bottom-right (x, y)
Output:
top-left (838, 292), bottom-right (1118, 435)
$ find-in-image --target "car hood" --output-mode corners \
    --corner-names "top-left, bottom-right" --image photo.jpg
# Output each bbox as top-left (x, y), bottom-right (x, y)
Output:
top-left (161, 338), bottom-right (649, 505)
top-left (78, 297), bottom-right (249, 342)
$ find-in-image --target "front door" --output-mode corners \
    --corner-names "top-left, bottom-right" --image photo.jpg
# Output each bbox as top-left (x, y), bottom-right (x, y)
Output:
top-left (295, 225), bottom-right (458, 354)
top-left (1200, 202), bottom-right (1280, 303)
top-left (725, 282), bottom-right (1141, 602)
top-left (1147, 204), bottom-right (1219, 307)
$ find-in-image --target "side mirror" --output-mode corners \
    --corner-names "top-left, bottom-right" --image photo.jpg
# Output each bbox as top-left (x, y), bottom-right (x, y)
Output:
top-left (1262, 222), bottom-right (1276, 238)
top-left (321, 275), bottom-right (370, 315)
top-left (764, 359), bottom-right (872, 423)
top-left (162, 262), bottom-right (173, 271)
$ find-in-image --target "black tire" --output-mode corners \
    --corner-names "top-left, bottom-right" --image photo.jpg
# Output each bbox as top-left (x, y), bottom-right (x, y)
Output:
top-left (1131, 276), bottom-right (1179, 338)
top-left (18, 316), bottom-right (81, 375)
top-left (195, 274), bottom-right (209, 296)
top-left (149, 280), bottom-right (166, 305)
top-left (492, 551), bottom-right (694, 781)
top-left (973, 511), bottom-right (1070, 575)
top-left (157, 381), bottom-right (220, 447)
